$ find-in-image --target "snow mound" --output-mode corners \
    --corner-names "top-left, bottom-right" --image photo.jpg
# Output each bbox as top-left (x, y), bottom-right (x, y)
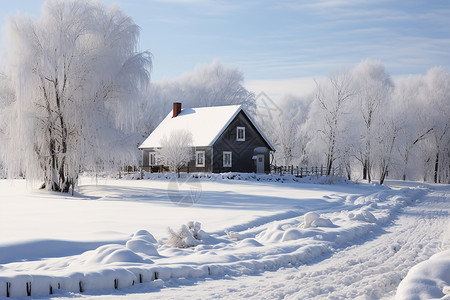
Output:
top-left (349, 209), bottom-right (378, 223)
top-left (395, 249), bottom-right (450, 299)
top-left (83, 244), bottom-right (145, 265)
top-left (303, 212), bottom-right (335, 228)
top-left (132, 230), bottom-right (157, 244)
top-left (126, 230), bottom-right (159, 256)
top-left (225, 230), bottom-right (244, 241)
top-left (237, 238), bottom-right (263, 247)
top-left (255, 222), bottom-right (285, 243)
top-left (281, 228), bottom-right (304, 241)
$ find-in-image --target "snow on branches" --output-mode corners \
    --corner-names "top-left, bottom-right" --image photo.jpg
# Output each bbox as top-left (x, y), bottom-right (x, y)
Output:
top-left (1, 0), bottom-right (151, 192)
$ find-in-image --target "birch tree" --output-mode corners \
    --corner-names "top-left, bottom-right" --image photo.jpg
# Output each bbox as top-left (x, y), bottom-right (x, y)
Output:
top-left (2, 0), bottom-right (151, 192)
top-left (351, 60), bottom-right (393, 182)
top-left (304, 71), bottom-right (354, 175)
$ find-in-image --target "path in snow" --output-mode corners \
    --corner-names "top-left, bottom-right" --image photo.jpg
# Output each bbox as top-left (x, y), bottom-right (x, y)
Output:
top-left (64, 186), bottom-right (449, 300)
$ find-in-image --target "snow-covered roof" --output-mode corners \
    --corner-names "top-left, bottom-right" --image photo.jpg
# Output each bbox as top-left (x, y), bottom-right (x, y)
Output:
top-left (139, 104), bottom-right (275, 150)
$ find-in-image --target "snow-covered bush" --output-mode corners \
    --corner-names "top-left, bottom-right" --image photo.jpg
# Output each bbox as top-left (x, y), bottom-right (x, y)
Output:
top-left (166, 221), bottom-right (208, 248)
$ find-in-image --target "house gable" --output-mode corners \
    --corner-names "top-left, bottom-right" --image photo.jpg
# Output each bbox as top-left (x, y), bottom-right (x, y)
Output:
top-left (212, 110), bottom-right (273, 173)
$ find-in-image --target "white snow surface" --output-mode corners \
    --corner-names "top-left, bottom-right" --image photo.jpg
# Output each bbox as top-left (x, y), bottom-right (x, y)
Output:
top-left (396, 249), bottom-right (450, 300)
top-left (0, 174), bottom-right (448, 299)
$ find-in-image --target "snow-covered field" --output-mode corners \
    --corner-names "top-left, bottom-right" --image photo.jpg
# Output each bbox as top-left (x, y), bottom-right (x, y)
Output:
top-left (0, 173), bottom-right (449, 299)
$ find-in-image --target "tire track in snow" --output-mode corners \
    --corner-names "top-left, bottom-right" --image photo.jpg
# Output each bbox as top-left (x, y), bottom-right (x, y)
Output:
top-left (264, 189), bottom-right (450, 299)
top-left (138, 188), bottom-right (450, 300)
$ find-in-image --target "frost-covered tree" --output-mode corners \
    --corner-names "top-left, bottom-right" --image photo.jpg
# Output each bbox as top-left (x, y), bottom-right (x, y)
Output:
top-left (139, 61), bottom-right (255, 138)
top-left (0, 73), bottom-right (16, 178)
top-left (2, 0), bottom-right (151, 192)
top-left (157, 130), bottom-right (193, 176)
top-left (351, 60), bottom-right (393, 182)
top-left (420, 67), bottom-right (450, 183)
top-left (258, 95), bottom-right (309, 166)
top-left (304, 71), bottom-right (354, 175)
top-left (391, 75), bottom-right (429, 181)
top-left (375, 110), bottom-right (401, 185)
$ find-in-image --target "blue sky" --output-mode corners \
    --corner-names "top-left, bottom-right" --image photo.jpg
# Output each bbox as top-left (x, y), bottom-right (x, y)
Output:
top-left (1, 0), bottom-right (449, 97)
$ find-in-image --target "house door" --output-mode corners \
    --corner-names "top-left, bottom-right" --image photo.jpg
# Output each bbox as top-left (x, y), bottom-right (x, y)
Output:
top-left (256, 154), bottom-right (264, 174)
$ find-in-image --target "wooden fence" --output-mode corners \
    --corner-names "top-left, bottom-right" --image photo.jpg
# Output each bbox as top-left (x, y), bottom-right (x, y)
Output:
top-left (270, 165), bottom-right (341, 177)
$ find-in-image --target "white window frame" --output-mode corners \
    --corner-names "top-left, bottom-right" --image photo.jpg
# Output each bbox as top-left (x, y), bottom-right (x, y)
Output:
top-left (150, 153), bottom-right (157, 166)
top-left (236, 126), bottom-right (245, 141)
top-left (196, 151), bottom-right (205, 167)
top-left (223, 151), bottom-right (232, 167)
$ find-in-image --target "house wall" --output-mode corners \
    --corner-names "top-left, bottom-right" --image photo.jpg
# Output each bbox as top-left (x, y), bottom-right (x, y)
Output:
top-left (142, 149), bottom-right (150, 167)
top-left (184, 146), bottom-right (213, 173)
top-left (140, 147), bottom-right (212, 173)
top-left (212, 111), bottom-right (271, 173)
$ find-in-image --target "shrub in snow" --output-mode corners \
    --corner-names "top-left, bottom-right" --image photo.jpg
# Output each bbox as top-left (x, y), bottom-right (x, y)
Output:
top-left (303, 212), bottom-right (334, 228)
top-left (443, 286), bottom-right (450, 295)
top-left (166, 221), bottom-right (208, 248)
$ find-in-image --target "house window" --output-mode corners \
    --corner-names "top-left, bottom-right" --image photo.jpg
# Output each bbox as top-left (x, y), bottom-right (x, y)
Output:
top-left (196, 151), bottom-right (205, 167)
top-left (150, 153), bottom-right (156, 165)
top-left (223, 151), bottom-right (232, 167)
top-left (236, 127), bottom-right (245, 141)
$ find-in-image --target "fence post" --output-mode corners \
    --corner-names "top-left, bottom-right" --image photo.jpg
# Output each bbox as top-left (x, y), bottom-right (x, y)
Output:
top-left (300, 167), bottom-right (303, 178)
top-left (291, 165), bottom-right (294, 175)
top-left (296, 166), bottom-right (299, 177)
top-left (6, 282), bottom-right (10, 298)
top-left (26, 282), bottom-right (31, 296)
top-left (321, 165), bottom-right (323, 176)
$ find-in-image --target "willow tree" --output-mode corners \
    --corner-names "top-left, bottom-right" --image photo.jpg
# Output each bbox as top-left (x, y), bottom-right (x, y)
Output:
top-left (2, 0), bottom-right (151, 192)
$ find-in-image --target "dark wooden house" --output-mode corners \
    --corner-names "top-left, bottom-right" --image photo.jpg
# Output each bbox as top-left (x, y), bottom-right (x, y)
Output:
top-left (139, 102), bottom-right (275, 173)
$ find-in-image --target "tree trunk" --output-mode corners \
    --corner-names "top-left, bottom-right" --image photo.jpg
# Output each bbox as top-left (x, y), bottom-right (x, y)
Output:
top-left (380, 167), bottom-right (387, 185)
top-left (434, 152), bottom-right (439, 183)
top-left (362, 160), bottom-right (367, 180)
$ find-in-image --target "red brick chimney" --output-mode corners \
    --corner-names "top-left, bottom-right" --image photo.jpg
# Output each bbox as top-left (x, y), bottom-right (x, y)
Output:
top-left (173, 102), bottom-right (182, 118)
